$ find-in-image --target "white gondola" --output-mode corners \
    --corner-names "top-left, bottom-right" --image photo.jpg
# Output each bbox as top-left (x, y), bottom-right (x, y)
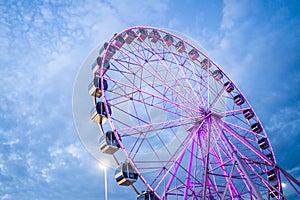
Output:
top-left (200, 58), bottom-right (211, 69)
top-left (92, 57), bottom-right (110, 75)
top-left (90, 101), bottom-right (112, 124)
top-left (91, 57), bottom-right (101, 74)
top-left (251, 122), bottom-right (262, 134)
top-left (224, 81), bottom-right (234, 93)
top-left (163, 34), bottom-right (174, 47)
top-left (115, 162), bottom-right (138, 186)
top-left (112, 35), bottom-right (125, 49)
top-left (137, 191), bottom-right (159, 200)
top-left (188, 49), bottom-right (199, 60)
top-left (99, 131), bottom-right (120, 154)
top-left (212, 70), bottom-right (223, 81)
top-left (137, 28), bottom-right (148, 42)
top-left (99, 42), bottom-right (116, 60)
top-left (175, 41), bottom-right (185, 53)
top-left (267, 170), bottom-right (277, 182)
top-left (258, 138), bottom-right (269, 150)
top-left (123, 30), bottom-right (137, 44)
top-left (88, 76), bottom-right (108, 98)
top-left (149, 30), bottom-right (161, 43)
top-left (243, 109), bottom-right (254, 120)
top-left (234, 94), bottom-right (244, 106)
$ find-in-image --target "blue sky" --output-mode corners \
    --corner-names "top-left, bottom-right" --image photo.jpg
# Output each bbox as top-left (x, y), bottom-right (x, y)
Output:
top-left (0, 0), bottom-right (300, 199)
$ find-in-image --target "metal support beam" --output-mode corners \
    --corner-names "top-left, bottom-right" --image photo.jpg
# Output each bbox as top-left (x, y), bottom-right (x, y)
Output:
top-left (221, 161), bottom-right (236, 200)
top-left (202, 117), bottom-right (212, 199)
top-left (220, 127), bottom-right (264, 199)
top-left (184, 139), bottom-right (195, 199)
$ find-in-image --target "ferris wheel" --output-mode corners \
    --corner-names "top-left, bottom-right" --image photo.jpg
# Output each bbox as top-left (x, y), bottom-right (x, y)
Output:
top-left (75, 26), bottom-right (300, 199)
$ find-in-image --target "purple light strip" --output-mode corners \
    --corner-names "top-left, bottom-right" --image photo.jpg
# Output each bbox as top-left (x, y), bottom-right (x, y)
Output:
top-left (117, 116), bottom-right (201, 133)
top-left (202, 117), bottom-right (212, 198)
top-left (161, 147), bottom-right (186, 200)
top-left (184, 139), bottom-right (195, 199)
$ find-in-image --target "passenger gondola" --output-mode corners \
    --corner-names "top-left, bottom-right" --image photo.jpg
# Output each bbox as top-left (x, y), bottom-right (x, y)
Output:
top-left (99, 131), bottom-right (121, 154)
top-left (212, 70), bottom-right (223, 81)
top-left (200, 58), bottom-right (211, 69)
top-left (149, 30), bottom-right (161, 43)
top-left (91, 56), bottom-right (110, 74)
top-left (243, 109), bottom-right (254, 120)
top-left (137, 191), bottom-right (159, 200)
top-left (163, 34), bottom-right (174, 47)
top-left (99, 42), bottom-right (116, 60)
top-left (115, 162), bottom-right (138, 186)
top-left (188, 49), bottom-right (199, 60)
top-left (233, 94), bottom-right (244, 106)
top-left (267, 169), bottom-right (277, 182)
top-left (175, 40), bottom-right (185, 53)
top-left (113, 35), bottom-right (125, 49)
top-left (123, 30), bottom-right (137, 44)
top-left (90, 101), bottom-right (112, 124)
top-left (137, 28), bottom-right (148, 41)
top-left (258, 138), bottom-right (269, 150)
top-left (251, 122), bottom-right (262, 134)
top-left (88, 76), bottom-right (108, 98)
top-left (224, 81), bottom-right (234, 93)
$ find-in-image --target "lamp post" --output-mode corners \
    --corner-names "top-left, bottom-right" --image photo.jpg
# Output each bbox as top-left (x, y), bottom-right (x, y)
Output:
top-left (99, 163), bottom-right (108, 200)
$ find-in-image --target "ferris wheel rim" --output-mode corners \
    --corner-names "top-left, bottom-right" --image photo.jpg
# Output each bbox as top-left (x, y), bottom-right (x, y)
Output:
top-left (92, 26), bottom-right (280, 199)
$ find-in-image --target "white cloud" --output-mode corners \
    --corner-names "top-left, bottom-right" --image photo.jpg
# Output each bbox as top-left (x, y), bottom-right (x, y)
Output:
top-left (265, 103), bottom-right (300, 145)
top-left (1, 194), bottom-right (12, 200)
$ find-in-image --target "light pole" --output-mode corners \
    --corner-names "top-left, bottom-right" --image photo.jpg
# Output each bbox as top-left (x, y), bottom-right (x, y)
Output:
top-left (99, 163), bottom-right (108, 200)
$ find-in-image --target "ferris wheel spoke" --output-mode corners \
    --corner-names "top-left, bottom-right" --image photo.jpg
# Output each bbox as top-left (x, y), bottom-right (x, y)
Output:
top-left (216, 107), bottom-right (248, 117)
top-left (210, 86), bottom-right (241, 116)
top-left (124, 37), bottom-right (203, 107)
top-left (111, 50), bottom-right (200, 111)
top-left (117, 116), bottom-right (202, 137)
top-left (160, 46), bottom-right (203, 105)
top-left (172, 55), bottom-right (210, 106)
top-left (223, 121), bottom-right (258, 140)
top-left (105, 76), bottom-right (199, 115)
top-left (145, 58), bottom-right (200, 108)
top-left (131, 135), bottom-right (170, 170)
